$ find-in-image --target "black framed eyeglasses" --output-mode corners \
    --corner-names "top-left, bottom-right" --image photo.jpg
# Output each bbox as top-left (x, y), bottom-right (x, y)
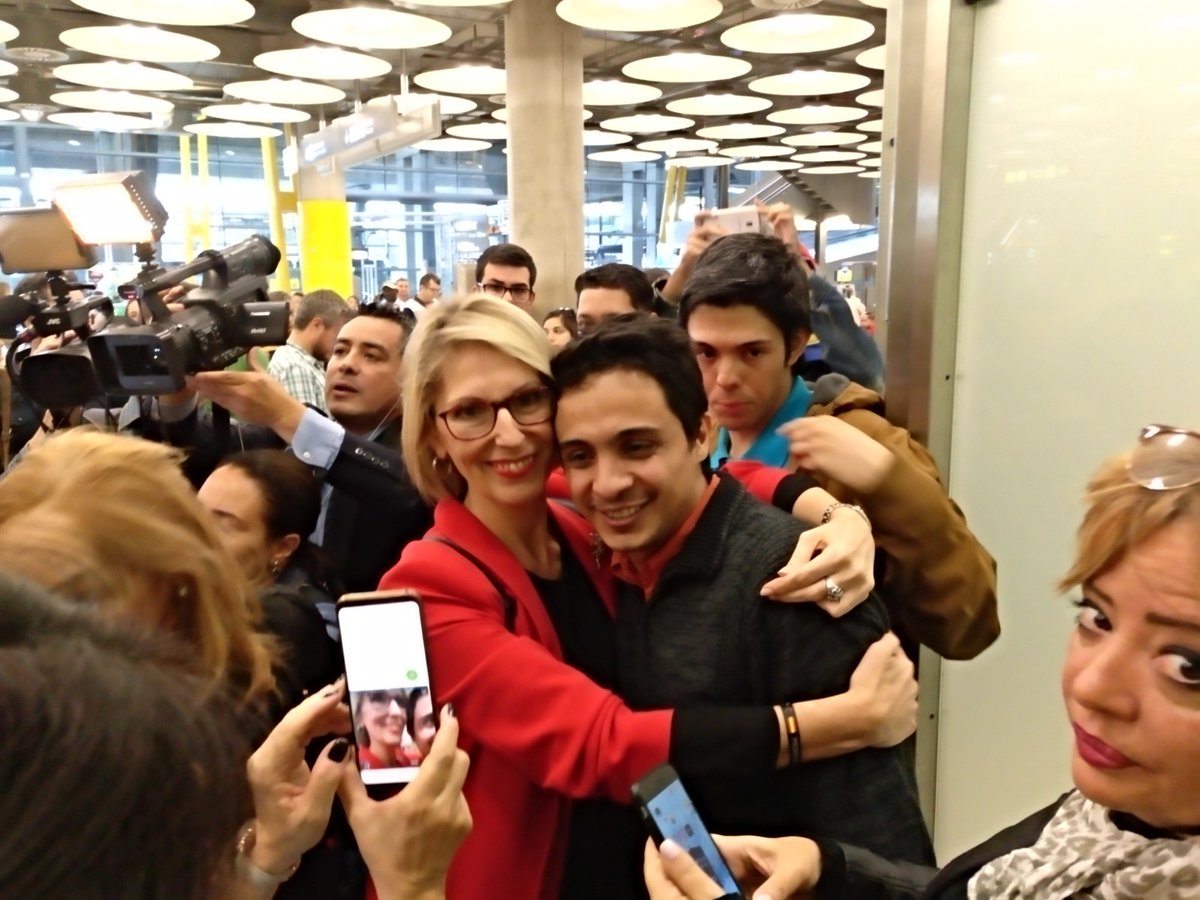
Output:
top-left (437, 384), bottom-right (554, 441)
top-left (479, 281), bottom-right (533, 302)
top-left (1127, 424), bottom-right (1200, 491)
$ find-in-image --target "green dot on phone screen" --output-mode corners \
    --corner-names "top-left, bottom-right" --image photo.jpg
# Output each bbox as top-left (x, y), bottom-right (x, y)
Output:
top-left (406, 670), bottom-right (418, 682)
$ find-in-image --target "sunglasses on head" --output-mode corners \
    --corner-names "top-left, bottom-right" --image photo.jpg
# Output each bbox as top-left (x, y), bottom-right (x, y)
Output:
top-left (1127, 424), bottom-right (1200, 491)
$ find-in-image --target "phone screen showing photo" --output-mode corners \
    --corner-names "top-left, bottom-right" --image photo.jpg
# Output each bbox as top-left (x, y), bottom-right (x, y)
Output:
top-left (339, 598), bottom-right (436, 786)
top-left (646, 780), bottom-right (741, 896)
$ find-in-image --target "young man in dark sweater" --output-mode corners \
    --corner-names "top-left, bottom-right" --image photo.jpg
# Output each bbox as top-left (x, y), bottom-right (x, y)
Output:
top-left (551, 316), bottom-right (934, 867)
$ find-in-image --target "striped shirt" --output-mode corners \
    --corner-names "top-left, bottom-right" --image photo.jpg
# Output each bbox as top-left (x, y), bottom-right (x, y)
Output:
top-left (268, 340), bottom-right (327, 411)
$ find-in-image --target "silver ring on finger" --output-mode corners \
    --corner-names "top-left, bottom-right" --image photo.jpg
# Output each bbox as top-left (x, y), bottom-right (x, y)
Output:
top-left (824, 577), bottom-right (845, 603)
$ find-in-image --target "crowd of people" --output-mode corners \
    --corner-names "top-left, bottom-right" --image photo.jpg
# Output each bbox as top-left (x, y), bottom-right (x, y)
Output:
top-left (1, 201), bottom-right (1197, 900)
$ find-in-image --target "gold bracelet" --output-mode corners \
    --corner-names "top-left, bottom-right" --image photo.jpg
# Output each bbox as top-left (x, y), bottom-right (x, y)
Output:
top-left (235, 822), bottom-right (299, 888)
top-left (821, 502), bottom-right (870, 529)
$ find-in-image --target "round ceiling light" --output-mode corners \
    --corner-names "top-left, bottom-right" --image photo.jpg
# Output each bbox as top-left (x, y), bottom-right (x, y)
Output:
top-left (414, 137), bottom-right (492, 152)
top-left (0, 87), bottom-right (19, 104)
top-left (638, 137), bottom-right (717, 153)
top-left (768, 104), bottom-right (867, 125)
top-left (696, 122), bottom-right (785, 141)
top-left (857, 45), bottom-right (887, 70)
top-left (51, 89), bottom-right (173, 115)
top-left (0, 60), bottom-right (15, 77)
top-left (292, 8), bottom-right (451, 50)
top-left (398, 92), bottom-right (477, 116)
top-left (749, 70), bottom-right (872, 96)
top-left (791, 150), bottom-right (866, 162)
top-left (201, 102), bottom-right (310, 124)
top-left (255, 47), bottom-right (390, 81)
top-left (0, 109), bottom-right (19, 122)
top-left (600, 113), bottom-right (694, 134)
top-left (446, 122), bottom-right (508, 140)
top-left (716, 144), bottom-right (795, 158)
top-left (49, 110), bottom-right (156, 130)
top-left (401, 0), bottom-right (507, 5)
top-left (493, 106), bottom-right (591, 121)
top-left (799, 165), bottom-right (864, 174)
top-left (737, 160), bottom-right (804, 172)
top-left (414, 65), bottom-right (506, 96)
top-left (721, 13), bottom-right (874, 54)
top-left (582, 79), bottom-right (662, 106)
top-left (783, 130), bottom-right (867, 147)
top-left (857, 89), bottom-right (885, 106)
top-left (858, 118), bottom-right (884, 132)
top-left (666, 155), bottom-right (732, 168)
top-left (557, 0), bottom-right (722, 32)
top-left (67, 0), bottom-right (253, 26)
top-left (859, 170), bottom-right (882, 179)
top-left (859, 0), bottom-right (888, 7)
top-left (622, 52), bottom-right (752, 83)
top-left (184, 121), bottom-right (282, 138)
top-left (225, 79), bottom-right (345, 106)
top-left (60, 25), bottom-right (220, 62)
top-left (858, 139), bottom-right (883, 152)
top-left (588, 148), bottom-right (661, 163)
top-left (666, 93), bottom-right (772, 116)
top-left (860, 157), bottom-right (882, 167)
top-left (54, 61), bottom-right (194, 91)
top-left (582, 129), bottom-right (632, 146)
top-left (0, 19), bottom-right (17, 43)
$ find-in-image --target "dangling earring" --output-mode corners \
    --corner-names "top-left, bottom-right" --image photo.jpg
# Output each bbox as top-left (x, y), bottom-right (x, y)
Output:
top-left (269, 558), bottom-right (284, 577)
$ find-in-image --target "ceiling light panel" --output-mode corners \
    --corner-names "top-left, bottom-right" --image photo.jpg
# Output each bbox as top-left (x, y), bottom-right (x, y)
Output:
top-left (582, 129), bottom-right (632, 146)
top-left (51, 89), bottom-right (173, 115)
top-left (791, 150), bottom-right (866, 162)
top-left (622, 53), bottom-right (752, 83)
top-left (666, 93), bottom-right (772, 116)
top-left (588, 148), bottom-right (661, 163)
top-left (184, 121), bottom-right (282, 138)
top-left (398, 92), bottom-right (476, 115)
top-left (414, 65), bottom-right (506, 96)
top-left (49, 111), bottom-right (156, 131)
top-left (0, 19), bottom-right (17, 43)
top-left (857, 45), bottom-right (887, 69)
top-left (768, 104), bottom-right (867, 125)
top-left (860, 157), bottom-right (882, 167)
top-left (255, 47), bottom-right (390, 81)
top-left (736, 160), bottom-right (804, 172)
top-left (292, 8), bottom-right (451, 50)
top-left (0, 109), bottom-right (19, 122)
top-left (493, 106), bottom-right (591, 121)
top-left (637, 137), bottom-right (717, 153)
top-left (201, 102), bottom-right (310, 124)
top-left (0, 87), bottom-right (19, 104)
top-left (582, 79), bottom-right (662, 106)
top-left (557, 0), bottom-right (722, 32)
top-left (414, 137), bottom-right (492, 152)
top-left (0, 60), bottom-right (15, 77)
top-left (60, 25), bottom-right (220, 63)
top-left (54, 61), bottom-right (194, 91)
top-left (446, 122), bottom-right (508, 140)
top-left (859, 0), bottom-right (888, 7)
top-left (666, 155), bottom-right (731, 168)
top-left (857, 89), bottom-right (885, 106)
top-left (858, 139), bottom-right (883, 152)
top-left (782, 130), bottom-right (867, 147)
top-left (721, 13), bottom-right (874, 54)
top-left (696, 122), bottom-right (785, 141)
top-left (749, 70), bottom-right (872, 96)
top-left (68, 0), bottom-right (253, 26)
top-left (800, 165), bottom-right (864, 174)
top-left (859, 170), bottom-right (882, 178)
top-left (716, 144), bottom-right (795, 158)
top-left (600, 113), bottom-right (694, 134)
top-left (858, 118), bottom-right (884, 132)
top-left (225, 79), bottom-right (344, 106)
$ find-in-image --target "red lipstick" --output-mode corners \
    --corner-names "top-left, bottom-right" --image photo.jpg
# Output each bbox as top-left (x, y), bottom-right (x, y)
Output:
top-left (1073, 724), bottom-right (1134, 770)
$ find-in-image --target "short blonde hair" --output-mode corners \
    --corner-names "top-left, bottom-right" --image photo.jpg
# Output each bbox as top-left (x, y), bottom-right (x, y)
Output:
top-left (1060, 451), bottom-right (1200, 591)
top-left (401, 294), bottom-right (552, 503)
top-left (0, 430), bottom-right (277, 704)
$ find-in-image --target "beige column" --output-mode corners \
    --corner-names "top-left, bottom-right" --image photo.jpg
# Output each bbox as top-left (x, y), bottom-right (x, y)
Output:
top-left (504, 0), bottom-right (585, 314)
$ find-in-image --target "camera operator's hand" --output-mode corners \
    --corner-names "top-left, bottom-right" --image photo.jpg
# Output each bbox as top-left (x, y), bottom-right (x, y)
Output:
top-left (660, 212), bottom-right (731, 305)
top-left (190, 370), bottom-right (308, 443)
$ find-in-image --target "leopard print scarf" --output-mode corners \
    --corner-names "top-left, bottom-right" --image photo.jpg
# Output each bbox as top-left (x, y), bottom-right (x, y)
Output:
top-left (969, 791), bottom-right (1200, 899)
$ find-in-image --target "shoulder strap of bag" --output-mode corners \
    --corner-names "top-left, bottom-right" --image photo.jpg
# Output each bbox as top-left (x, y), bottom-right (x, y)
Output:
top-left (428, 535), bottom-right (518, 633)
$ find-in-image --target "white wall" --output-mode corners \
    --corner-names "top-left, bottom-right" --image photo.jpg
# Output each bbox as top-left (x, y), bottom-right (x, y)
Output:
top-left (936, 0), bottom-right (1200, 861)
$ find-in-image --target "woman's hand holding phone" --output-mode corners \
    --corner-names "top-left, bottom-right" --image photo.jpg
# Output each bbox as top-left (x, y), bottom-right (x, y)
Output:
top-left (244, 678), bottom-right (354, 876)
top-left (338, 706), bottom-right (473, 900)
top-left (644, 835), bottom-right (823, 900)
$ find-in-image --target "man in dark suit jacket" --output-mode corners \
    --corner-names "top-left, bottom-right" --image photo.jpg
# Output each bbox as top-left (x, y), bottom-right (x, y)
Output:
top-left (167, 311), bottom-right (431, 594)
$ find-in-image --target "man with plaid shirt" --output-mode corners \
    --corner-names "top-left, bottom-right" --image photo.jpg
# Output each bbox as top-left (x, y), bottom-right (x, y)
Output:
top-left (268, 289), bottom-right (353, 412)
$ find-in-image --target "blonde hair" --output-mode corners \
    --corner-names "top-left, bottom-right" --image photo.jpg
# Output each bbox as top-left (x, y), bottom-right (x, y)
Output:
top-left (400, 293), bottom-right (553, 503)
top-left (1060, 451), bottom-right (1200, 591)
top-left (0, 430), bottom-right (277, 704)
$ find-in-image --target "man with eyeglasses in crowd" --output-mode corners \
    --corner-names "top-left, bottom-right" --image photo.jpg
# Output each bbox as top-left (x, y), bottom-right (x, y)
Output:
top-left (476, 243), bottom-right (537, 314)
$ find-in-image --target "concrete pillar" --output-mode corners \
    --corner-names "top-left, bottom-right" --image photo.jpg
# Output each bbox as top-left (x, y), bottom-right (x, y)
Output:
top-left (505, 0), bottom-right (584, 313)
top-left (296, 165), bottom-right (352, 297)
top-left (13, 125), bottom-right (32, 206)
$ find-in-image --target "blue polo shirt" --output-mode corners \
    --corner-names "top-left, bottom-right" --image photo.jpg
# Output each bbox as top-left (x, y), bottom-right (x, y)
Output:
top-left (710, 376), bottom-right (813, 467)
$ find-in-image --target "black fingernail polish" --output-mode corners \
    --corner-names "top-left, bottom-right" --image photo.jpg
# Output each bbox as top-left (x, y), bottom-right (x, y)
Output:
top-left (445, 703), bottom-right (456, 719)
top-left (328, 739), bottom-right (350, 762)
